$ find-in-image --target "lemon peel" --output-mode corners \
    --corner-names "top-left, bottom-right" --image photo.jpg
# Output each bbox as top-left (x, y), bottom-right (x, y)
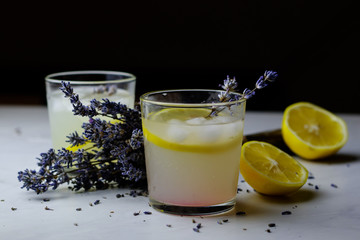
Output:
top-left (240, 141), bottom-right (308, 196)
top-left (282, 102), bottom-right (348, 160)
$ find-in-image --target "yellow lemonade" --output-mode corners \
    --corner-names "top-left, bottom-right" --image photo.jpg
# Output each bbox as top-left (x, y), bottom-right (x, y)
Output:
top-left (45, 71), bottom-right (136, 150)
top-left (143, 108), bottom-right (244, 208)
top-left (47, 87), bottom-right (134, 149)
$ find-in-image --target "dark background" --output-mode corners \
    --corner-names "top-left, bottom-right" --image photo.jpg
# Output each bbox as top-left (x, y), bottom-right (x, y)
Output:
top-left (1, 1), bottom-right (359, 113)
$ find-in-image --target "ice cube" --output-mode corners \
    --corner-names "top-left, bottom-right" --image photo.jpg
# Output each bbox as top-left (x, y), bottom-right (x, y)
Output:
top-left (50, 96), bottom-right (73, 112)
top-left (197, 125), bottom-right (223, 143)
top-left (186, 117), bottom-right (206, 125)
top-left (223, 120), bottom-right (244, 139)
top-left (167, 124), bottom-right (190, 143)
top-left (207, 115), bottom-right (233, 124)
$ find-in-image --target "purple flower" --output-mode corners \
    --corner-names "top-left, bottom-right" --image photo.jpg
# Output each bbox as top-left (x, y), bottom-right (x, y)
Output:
top-left (242, 88), bottom-right (255, 99)
top-left (264, 70), bottom-right (278, 81)
top-left (220, 75), bottom-right (238, 91)
top-left (209, 70), bottom-right (278, 117)
top-left (255, 76), bottom-right (268, 89)
top-left (218, 91), bottom-right (231, 102)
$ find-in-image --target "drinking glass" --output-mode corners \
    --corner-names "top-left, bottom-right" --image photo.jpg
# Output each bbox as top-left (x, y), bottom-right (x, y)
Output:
top-left (140, 89), bottom-right (246, 215)
top-left (45, 70), bottom-right (136, 149)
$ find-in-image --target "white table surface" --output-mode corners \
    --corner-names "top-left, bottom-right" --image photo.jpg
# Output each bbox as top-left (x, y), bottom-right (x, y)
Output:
top-left (1, 105), bottom-right (359, 240)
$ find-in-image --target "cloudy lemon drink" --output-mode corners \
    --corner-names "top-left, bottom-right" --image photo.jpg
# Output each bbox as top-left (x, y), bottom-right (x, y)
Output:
top-left (141, 90), bottom-right (246, 215)
top-left (46, 71), bottom-right (136, 149)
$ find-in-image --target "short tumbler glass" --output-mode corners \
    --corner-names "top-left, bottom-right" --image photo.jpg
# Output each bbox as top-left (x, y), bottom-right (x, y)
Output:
top-left (140, 89), bottom-right (246, 215)
top-left (45, 70), bottom-right (136, 149)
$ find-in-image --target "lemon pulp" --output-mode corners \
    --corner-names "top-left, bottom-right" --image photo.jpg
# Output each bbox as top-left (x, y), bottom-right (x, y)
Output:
top-left (282, 102), bottom-right (348, 159)
top-left (240, 141), bottom-right (308, 195)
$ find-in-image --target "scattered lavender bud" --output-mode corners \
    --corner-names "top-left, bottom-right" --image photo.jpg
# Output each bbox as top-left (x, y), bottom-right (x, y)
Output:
top-left (308, 172), bottom-right (315, 179)
top-left (144, 211), bottom-right (152, 215)
top-left (45, 206), bottom-right (53, 211)
top-left (281, 211), bottom-right (292, 215)
top-left (94, 200), bottom-right (100, 205)
top-left (236, 211), bottom-right (246, 216)
top-left (76, 208), bottom-right (82, 211)
top-left (130, 190), bottom-right (138, 197)
top-left (331, 184), bottom-right (338, 188)
top-left (268, 223), bottom-right (276, 227)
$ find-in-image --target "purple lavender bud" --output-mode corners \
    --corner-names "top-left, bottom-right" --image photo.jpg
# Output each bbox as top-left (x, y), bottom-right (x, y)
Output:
top-left (220, 75), bottom-right (238, 91)
top-left (264, 70), bottom-right (278, 81)
top-left (255, 76), bottom-right (268, 89)
top-left (242, 88), bottom-right (255, 99)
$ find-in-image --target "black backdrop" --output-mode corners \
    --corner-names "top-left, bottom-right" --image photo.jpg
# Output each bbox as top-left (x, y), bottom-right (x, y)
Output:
top-left (1, 1), bottom-right (359, 113)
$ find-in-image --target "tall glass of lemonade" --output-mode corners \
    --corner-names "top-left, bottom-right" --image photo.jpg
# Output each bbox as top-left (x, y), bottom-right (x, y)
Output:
top-left (141, 89), bottom-right (246, 215)
top-left (45, 71), bottom-right (136, 149)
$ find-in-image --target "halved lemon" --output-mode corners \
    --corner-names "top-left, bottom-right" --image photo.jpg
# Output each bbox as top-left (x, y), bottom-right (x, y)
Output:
top-left (282, 102), bottom-right (348, 160)
top-left (240, 141), bottom-right (308, 195)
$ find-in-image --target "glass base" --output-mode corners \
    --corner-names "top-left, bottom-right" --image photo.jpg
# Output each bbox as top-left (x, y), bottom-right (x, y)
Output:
top-left (149, 197), bottom-right (236, 216)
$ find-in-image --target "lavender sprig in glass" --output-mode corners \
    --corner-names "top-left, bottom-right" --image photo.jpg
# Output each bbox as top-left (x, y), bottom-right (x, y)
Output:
top-left (208, 70), bottom-right (278, 117)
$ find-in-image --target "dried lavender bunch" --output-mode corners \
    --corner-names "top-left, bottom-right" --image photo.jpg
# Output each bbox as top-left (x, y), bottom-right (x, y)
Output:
top-left (208, 70), bottom-right (278, 117)
top-left (18, 82), bottom-right (146, 194)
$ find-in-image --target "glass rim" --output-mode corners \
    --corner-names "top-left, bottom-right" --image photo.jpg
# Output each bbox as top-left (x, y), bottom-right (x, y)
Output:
top-left (140, 89), bottom-right (246, 108)
top-left (45, 70), bottom-right (136, 84)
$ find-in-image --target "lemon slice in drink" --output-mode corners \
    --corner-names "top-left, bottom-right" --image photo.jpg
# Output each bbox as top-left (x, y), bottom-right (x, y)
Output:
top-left (282, 102), bottom-right (348, 160)
top-left (66, 141), bottom-right (92, 152)
top-left (143, 108), bottom-right (243, 153)
top-left (240, 141), bottom-right (308, 195)
top-left (148, 108), bottom-right (211, 121)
